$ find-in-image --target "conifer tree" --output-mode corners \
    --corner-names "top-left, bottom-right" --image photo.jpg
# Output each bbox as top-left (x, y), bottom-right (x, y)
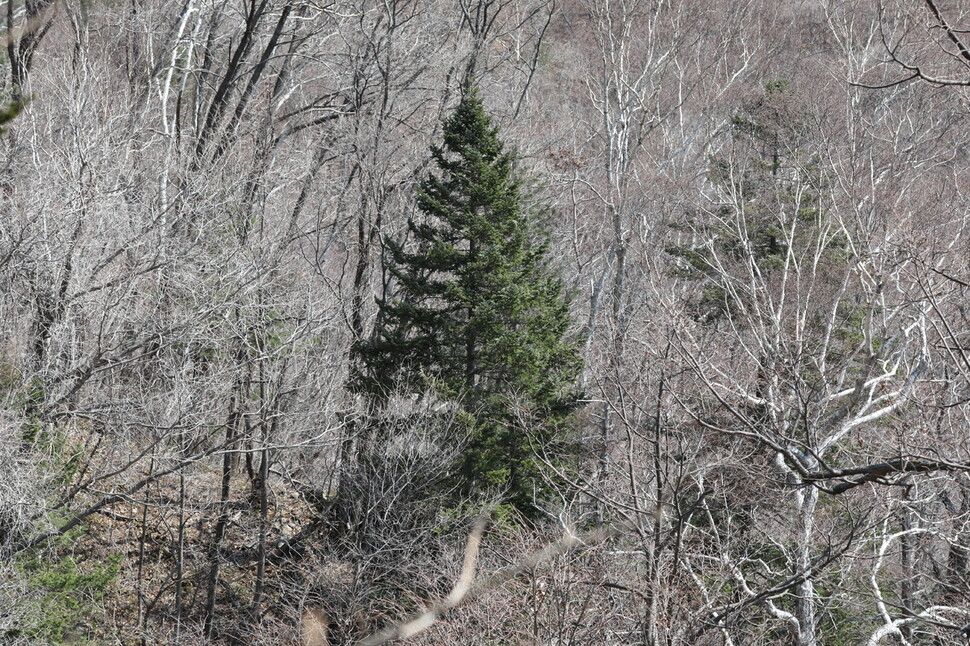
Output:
top-left (351, 86), bottom-right (581, 514)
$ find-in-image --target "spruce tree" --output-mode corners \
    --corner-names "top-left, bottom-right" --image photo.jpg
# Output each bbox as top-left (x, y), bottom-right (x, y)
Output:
top-left (351, 86), bottom-right (581, 515)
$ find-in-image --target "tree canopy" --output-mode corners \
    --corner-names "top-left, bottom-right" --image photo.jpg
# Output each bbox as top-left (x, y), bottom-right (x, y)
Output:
top-left (351, 87), bottom-right (582, 513)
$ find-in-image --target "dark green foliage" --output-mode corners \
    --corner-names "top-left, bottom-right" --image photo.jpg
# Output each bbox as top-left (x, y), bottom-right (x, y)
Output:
top-left (17, 377), bottom-right (46, 447)
top-left (19, 555), bottom-right (121, 643)
top-left (15, 523), bottom-right (121, 644)
top-left (666, 80), bottom-right (839, 323)
top-left (0, 98), bottom-right (21, 133)
top-left (351, 87), bottom-right (582, 515)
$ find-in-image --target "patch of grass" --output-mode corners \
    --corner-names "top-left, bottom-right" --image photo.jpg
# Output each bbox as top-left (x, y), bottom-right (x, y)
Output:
top-left (15, 533), bottom-right (122, 644)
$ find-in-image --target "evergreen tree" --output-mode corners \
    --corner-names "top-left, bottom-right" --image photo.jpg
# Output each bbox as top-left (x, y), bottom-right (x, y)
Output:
top-left (351, 86), bottom-right (582, 515)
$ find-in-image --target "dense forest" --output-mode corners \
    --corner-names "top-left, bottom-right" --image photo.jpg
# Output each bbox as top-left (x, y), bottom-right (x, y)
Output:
top-left (1, 0), bottom-right (969, 644)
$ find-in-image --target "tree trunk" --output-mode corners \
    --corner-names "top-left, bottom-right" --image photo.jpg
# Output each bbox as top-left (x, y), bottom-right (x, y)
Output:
top-left (794, 485), bottom-right (818, 646)
top-left (203, 344), bottom-right (246, 638)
